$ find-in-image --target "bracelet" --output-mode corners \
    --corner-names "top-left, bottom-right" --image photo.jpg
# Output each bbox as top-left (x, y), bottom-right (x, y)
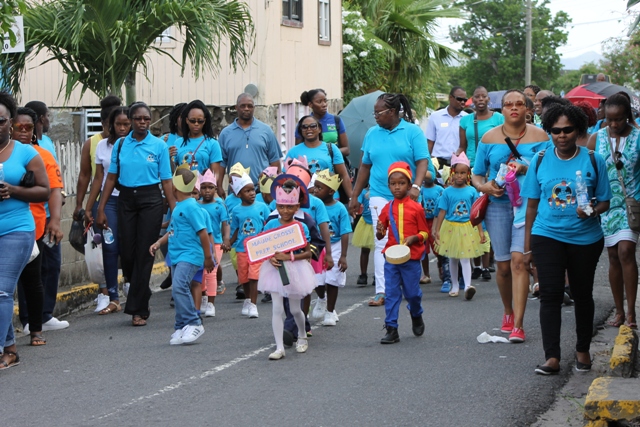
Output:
top-left (523, 250), bottom-right (532, 255)
top-left (412, 184), bottom-right (421, 191)
top-left (290, 251), bottom-right (295, 262)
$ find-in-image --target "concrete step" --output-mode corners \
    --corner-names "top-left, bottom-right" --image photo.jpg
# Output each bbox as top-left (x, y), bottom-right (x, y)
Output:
top-left (584, 377), bottom-right (640, 423)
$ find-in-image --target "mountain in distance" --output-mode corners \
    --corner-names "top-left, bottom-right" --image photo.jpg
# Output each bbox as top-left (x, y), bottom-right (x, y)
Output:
top-left (561, 51), bottom-right (604, 70)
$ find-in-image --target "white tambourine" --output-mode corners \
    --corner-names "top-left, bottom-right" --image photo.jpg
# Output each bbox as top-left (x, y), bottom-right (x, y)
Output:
top-left (385, 244), bottom-right (410, 265)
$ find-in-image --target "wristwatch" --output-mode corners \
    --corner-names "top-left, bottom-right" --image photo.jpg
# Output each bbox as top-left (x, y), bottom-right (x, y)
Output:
top-left (411, 184), bottom-right (421, 191)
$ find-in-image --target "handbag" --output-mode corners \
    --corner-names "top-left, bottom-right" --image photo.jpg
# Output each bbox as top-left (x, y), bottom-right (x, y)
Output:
top-left (470, 193), bottom-right (489, 227)
top-left (607, 129), bottom-right (640, 232)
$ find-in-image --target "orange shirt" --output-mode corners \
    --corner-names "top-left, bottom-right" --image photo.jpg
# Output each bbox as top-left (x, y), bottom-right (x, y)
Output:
top-left (378, 196), bottom-right (429, 261)
top-left (30, 145), bottom-right (63, 240)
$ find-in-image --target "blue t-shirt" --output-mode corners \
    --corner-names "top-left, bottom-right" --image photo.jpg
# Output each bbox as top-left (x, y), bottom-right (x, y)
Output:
top-left (437, 186), bottom-right (478, 223)
top-left (225, 193), bottom-right (242, 223)
top-left (294, 113), bottom-right (346, 144)
top-left (325, 202), bottom-right (352, 243)
top-left (357, 190), bottom-right (372, 224)
top-left (108, 131), bottom-right (172, 187)
top-left (420, 185), bottom-right (444, 219)
top-left (39, 135), bottom-right (58, 161)
top-left (521, 147), bottom-right (612, 245)
top-left (285, 142), bottom-right (344, 174)
top-left (170, 136), bottom-right (222, 174)
top-left (167, 198), bottom-right (208, 266)
top-left (0, 142), bottom-right (38, 236)
top-left (165, 133), bottom-right (180, 147)
top-left (230, 202), bottom-right (272, 252)
top-left (361, 119), bottom-right (432, 200)
top-left (200, 199), bottom-right (229, 244)
top-left (459, 113), bottom-right (504, 167)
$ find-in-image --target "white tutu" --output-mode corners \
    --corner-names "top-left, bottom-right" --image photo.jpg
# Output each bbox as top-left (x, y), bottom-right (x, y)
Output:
top-left (258, 259), bottom-right (317, 298)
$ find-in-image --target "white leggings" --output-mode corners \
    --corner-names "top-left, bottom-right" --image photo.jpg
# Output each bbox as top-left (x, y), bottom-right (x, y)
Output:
top-left (450, 257), bottom-right (472, 293)
top-left (271, 293), bottom-right (306, 352)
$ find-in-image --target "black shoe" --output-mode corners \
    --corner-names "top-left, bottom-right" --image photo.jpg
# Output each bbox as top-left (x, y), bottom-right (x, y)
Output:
top-left (159, 275), bottom-right (172, 289)
top-left (488, 264), bottom-right (496, 273)
top-left (471, 267), bottom-right (482, 280)
top-left (563, 291), bottom-right (574, 306)
top-left (283, 329), bottom-right (295, 348)
top-left (575, 355), bottom-right (592, 372)
top-left (380, 325), bottom-right (400, 344)
top-left (534, 364), bottom-right (560, 375)
top-left (169, 297), bottom-right (174, 308)
top-left (482, 268), bottom-right (491, 280)
top-left (411, 315), bottom-right (425, 337)
top-left (372, 277), bottom-right (376, 286)
top-left (261, 293), bottom-right (272, 303)
top-left (235, 285), bottom-right (245, 300)
top-left (357, 274), bottom-right (368, 286)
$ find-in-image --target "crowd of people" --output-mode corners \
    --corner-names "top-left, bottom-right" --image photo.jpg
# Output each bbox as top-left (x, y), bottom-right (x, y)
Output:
top-left (0, 82), bottom-right (637, 373)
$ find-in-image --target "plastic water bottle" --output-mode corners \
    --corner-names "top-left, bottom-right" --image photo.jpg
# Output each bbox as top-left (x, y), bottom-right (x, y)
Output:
top-left (495, 163), bottom-right (509, 187)
top-left (0, 163), bottom-right (4, 202)
top-left (504, 168), bottom-right (522, 207)
top-left (575, 170), bottom-right (592, 215)
top-left (103, 227), bottom-right (115, 244)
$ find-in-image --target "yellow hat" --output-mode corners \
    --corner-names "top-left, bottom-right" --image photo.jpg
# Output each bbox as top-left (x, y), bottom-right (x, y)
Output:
top-left (173, 165), bottom-right (198, 193)
top-left (229, 162), bottom-right (250, 177)
top-left (315, 169), bottom-right (342, 191)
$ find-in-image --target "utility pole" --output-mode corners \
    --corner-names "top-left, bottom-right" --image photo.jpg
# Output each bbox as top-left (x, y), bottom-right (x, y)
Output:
top-left (525, 0), bottom-right (532, 85)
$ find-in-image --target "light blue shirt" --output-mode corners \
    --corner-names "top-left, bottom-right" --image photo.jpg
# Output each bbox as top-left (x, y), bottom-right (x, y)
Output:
top-left (230, 202), bottom-right (272, 252)
top-left (167, 198), bottom-right (208, 266)
top-left (170, 136), bottom-right (222, 174)
top-left (357, 189), bottom-right (372, 224)
top-left (219, 118), bottom-right (282, 184)
top-left (200, 199), bottom-right (229, 244)
top-left (522, 147), bottom-right (612, 245)
top-left (361, 119), bottom-right (431, 200)
top-left (459, 113), bottom-right (504, 167)
top-left (437, 186), bottom-right (478, 223)
top-left (420, 185), bottom-right (443, 219)
top-left (39, 135), bottom-right (58, 161)
top-left (225, 193), bottom-right (242, 223)
top-left (285, 142), bottom-right (344, 174)
top-left (108, 131), bottom-right (172, 187)
top-left (325, 202), bottom-right (352, 243)
top-left (425, 108), bottom-right (468, 159)
top-left (0, 142), bottom-right (37, 236)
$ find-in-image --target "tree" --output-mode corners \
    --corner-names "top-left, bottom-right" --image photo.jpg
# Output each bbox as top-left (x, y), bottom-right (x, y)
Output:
top-left (550, 62), bottom-right (600, 95)
top-left (600, 31), bottom-right (640, 91)
top-left (0, 1), bottom-right (25, 50)
top-left (0, 0), bottom-right (254, 104)
top-left (450, 0), bottom-right (570, 91)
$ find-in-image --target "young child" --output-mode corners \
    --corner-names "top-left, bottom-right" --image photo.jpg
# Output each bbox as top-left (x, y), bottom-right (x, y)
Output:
top-left (258, 179), bottom-right (317, 360)
top-left (419, 170), bottom-right (443, 284)
top-left (312, 169), bottom-right (352, 326)
top-left (226, 163), bottom-right (245, 300)
top-left (150, 167), bottom-right (214, 345)
top-left (434, 152), bottom-right (485, 300)
top-left (256, 166), bottom-right (278, 206)
top-left (352, 186), bottom-right (374, 286)
top-left (197, 170), bottom-right (230, 317)
top-left (229, 163), bottom-right (271, 318)
top-left (376, 161), bottom-right (429, 344)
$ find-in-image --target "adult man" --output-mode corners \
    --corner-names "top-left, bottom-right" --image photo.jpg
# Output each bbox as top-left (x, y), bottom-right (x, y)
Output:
top-left (596, 73), bottom-right (607, 82)
top-left (426, 86), bottom-right (468, 166)
top-left (217, 93), bottom-right (282, 195)
top-left (533, 90), bottom-right (554, 122)
top-left (25, 101), bottom-right (57, 161)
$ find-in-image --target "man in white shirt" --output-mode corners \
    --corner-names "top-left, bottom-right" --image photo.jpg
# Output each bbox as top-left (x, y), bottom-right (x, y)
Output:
top-left (426, 86), bottom-right (468, 166)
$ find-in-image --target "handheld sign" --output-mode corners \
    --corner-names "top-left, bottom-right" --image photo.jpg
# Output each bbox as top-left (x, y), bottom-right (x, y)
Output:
top-left (244, 222), bottom-right (307, 264)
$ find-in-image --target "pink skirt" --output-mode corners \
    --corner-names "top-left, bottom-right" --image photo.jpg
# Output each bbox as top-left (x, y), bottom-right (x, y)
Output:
top-left (258, 259), bottom-right (316, 298)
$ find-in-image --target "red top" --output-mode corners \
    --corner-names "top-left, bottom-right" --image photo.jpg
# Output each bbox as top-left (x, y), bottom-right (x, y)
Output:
top-left (378, 196), bottom-right (429, 261)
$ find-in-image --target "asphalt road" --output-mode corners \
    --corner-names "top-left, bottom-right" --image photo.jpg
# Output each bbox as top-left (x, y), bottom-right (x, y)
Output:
top-left (2, 249), bottom-right (614, 427)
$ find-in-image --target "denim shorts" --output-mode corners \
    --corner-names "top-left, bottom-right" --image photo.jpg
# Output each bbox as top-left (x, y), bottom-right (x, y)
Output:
top-left (484, 202), bottom-right (525, 262)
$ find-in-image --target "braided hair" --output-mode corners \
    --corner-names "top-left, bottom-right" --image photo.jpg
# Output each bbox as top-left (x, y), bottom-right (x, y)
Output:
top-left (168, 102), bottom-right (187, 135)
top-left (377, 93), bottom-right (414, 123)
top-left (180, 100), bottom-right (215, 146)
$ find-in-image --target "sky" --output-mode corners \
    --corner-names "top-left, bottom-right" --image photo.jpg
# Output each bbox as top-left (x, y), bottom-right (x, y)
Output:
top-left (435, 0), bottom-right (635, 59)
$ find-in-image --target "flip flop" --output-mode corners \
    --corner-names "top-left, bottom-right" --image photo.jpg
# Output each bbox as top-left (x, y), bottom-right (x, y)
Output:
top-left (99, 301), bottom-right (121, 315)
top-left (132, 316), bottom-right (147, 327)
top-left (607, 313), bottom-right (625, 328)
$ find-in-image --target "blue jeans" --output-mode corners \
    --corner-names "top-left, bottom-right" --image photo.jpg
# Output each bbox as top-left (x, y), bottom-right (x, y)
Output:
top-left (0, 231), bottom-right (34, 348)
top-left (384, 259), bottom-right (423, 329)
top-left (484, 202), bottom-right (515, 262)
top-left (171, 263), bottom-right (202, 330)
top-left (93, 196), bottom-right (120, 301)
top-left (41, 218), bottom-right (62, 322)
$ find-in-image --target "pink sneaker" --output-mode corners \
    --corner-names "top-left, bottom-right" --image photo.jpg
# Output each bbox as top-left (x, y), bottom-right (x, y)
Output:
top-left (509, 327), bottom-right (526, 343)
top-left (501, 314), bottom-right (514, 333)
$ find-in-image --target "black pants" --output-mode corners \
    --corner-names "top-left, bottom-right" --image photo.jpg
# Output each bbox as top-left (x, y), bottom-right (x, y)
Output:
top-left (531, 235), bottom-right (604, 361)
top-left (18, 238), bottom-right (44, 332)
top-left (118, 185), bottom-right (163, 317)
top-left (436, 157), bottom-right (451, 167)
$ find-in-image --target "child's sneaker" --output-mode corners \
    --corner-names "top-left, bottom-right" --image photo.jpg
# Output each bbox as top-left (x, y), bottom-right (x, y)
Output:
top-left (204, 302), bottom-right (215, 317)
top-left (440, 281), bottom-right (451, 293)
top-left (217, 281), bottom-right (226, 294)
top-left (201, 295), bottom-right (208, 309)
top-left (509, 327), bottom-right (526, 343)
top-left (356, 274), bottom-right (368, 286)
top-left (482, 268), bottom-right (491, 280)
top-left (169, 329), bottom-right (183, 345)
top-left (322, 311), bottom-right (337, 326)
top-left (501, 314), bottom-right (514, 333)
top-left (248, 303), bottom-right (259, 318)
top-left (181, 324), bottom-right (204, 344)
top-left (241, 299), bottom-right (251, 316)
top-left (311, 298), bottom-right (327, 319)
top-left (471, 267), bottom-right (482, 280)
top-left (420, 275), bottom-right (431, 284)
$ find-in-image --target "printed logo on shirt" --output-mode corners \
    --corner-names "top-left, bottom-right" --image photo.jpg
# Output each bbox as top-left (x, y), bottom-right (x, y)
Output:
top-left (423, 198), bottom-right (437, 217)
top-left (548, 180), bottom-right (576, 210)
top-left (454, 200), bottom-right (470, 217)
top-left (308, 159), bottom-right (321, 174)
top-left (328, 223), bottom-right (336, 238)
top-left (241, 218), bottom-right (257, 235)
top-left (147, 154), bottom-right (158, 163)
top-left (179, 151), bottom-right (199, 171)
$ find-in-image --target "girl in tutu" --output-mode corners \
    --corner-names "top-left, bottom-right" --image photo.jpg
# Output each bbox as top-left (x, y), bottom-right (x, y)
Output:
top-left (258, 179), bottom-right (316, 360)
top-left (353, 186), bottom-right (374, 286)
top-left (434, 152), bottom-right (485, 300)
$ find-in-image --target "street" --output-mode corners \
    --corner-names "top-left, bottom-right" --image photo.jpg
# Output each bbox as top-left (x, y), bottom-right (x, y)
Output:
top-left (2, 249), bottom-right (614, 427)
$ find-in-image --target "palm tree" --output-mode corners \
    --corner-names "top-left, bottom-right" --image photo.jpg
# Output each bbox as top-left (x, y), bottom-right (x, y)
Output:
top-left (0, 0), bottom-right (254, 104)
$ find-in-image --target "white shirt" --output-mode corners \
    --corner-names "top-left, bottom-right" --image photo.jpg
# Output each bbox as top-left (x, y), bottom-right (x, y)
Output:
top-left (425, 108), bottom-right (468, 159)
top-left (95, 138), bottom-right (120, 197)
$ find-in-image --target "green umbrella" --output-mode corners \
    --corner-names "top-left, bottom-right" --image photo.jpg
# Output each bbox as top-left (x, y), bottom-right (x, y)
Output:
top-left (339, 90), bottom-right (384, 168)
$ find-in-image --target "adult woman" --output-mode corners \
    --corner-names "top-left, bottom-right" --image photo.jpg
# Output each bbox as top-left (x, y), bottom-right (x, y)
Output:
top-left (164, 102), bottom-right (186, 149)
top-left (85, 107), bottom-right (131, 315)
top-left (295, 89), bottom-right (350, 157)
top-left (524, 85), bottom-right (541, 126)
top-left (574, 102), bottom-right (597, 146)
top-left (523, 104), bottom-right (611, 374)
top-left (589, 99), bottom-right (607, 134)
top-left (0, 92), bottom-right (49, 369)
top-left (458, 86), bottom-right (504, 167)
top-left (587, 93), bottom-right (640, 328)
top-left (96, 102), bottom-right (175, 327)
top-left (472, 90), bottom-right (550, 343)
top-left (286, 115), bottom-right (353, 198)
top-left (349, 93), bottom-right (431, 306)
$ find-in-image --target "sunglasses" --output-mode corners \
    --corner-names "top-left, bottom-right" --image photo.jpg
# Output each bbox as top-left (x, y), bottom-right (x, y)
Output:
top-left (503, 101), bottom-right (526, 108)
top-left (453, 96), bottom-right (468, 103)
top-left (132, 116), bottom-right (151, 122)
top-left (373, 108), bottom-right (391, 118)
top-left (0, 117), bottom-right (9, 125)
top-left (549, 126), bottom-right (575, 135)
top-left (614, 151), bottom-right (624, 170)
top-left (187, 118), bottom-right (206, 125)
top-left (14, 123), bottom-right (34, 132)
top-left (301, 123), bottom-right (318, 130)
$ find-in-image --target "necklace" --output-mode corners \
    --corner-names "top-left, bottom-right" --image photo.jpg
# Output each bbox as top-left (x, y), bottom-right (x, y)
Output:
top-left (555, 146), bottom-right (579, 161)
top-left (0, 139), bottom-right (12, 156)
top-left (501, 125), bottom-right (527, 140)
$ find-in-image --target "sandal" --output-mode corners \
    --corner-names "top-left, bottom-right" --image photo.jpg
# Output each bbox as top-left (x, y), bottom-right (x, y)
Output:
top-left (0, 351), bottom-right (20, 370)
top-left (99, 301), bottom-right (121, 315)
top-left (132, 316), bottom-right (147, 327)
top-left (625, 315), bottom-right (637, 329)
top-left (530, 283), bottom-right (539, 298)
top-left (607, 313), bottom-right (625, 328)
top-left (30, 334), bottom-right (47, 346)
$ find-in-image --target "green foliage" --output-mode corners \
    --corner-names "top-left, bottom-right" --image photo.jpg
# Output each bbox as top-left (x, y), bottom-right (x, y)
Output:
top-left (600, 32), bottom-right (640, 92)
top-left (450, 0), bottom-right (570, 91)
top-left (549, 62), bottom-right (600, 95)
top-left (0, 0), bottom-right (254, 104)
top-left (0, 1), bottom-right (26, 48)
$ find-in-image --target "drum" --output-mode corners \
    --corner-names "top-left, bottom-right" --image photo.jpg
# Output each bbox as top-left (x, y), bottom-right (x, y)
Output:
top-left (385, 244), bottom-right (410, 265)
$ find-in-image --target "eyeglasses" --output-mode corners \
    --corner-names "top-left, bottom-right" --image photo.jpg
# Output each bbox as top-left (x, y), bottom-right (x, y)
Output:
top-left (614, 151), bottom-right (624, 170)
top-left (301, 123), bottom-right (318, 130)
top-left (0, 117), bottom-right (9, 125)
top-left (14, 123), bottom-right (34, 132)
top-left (549, 126), bottom-right (575, 135)
top-left (132, 116), bottom-right (151, 122)
top-left (453, 96), bottom-right (468, 103)
top-left (187, 118), bottom-right (206, 125)
top-left (373, 108), bottom-right (391, 118)
top-left (503, 101), bottom-right (526, 108)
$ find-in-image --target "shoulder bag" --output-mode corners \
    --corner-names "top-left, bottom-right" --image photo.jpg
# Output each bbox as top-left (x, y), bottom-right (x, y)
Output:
top-left (607, 128), bottom-right (640, 231)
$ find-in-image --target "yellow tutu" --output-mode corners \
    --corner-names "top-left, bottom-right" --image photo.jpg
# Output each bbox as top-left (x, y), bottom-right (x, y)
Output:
top-left (436, 220), bottom-right (483, 259)
top-left (352, 218), bottom-right (374, 250)
top-left (478, 229), bottom-right (491, 254)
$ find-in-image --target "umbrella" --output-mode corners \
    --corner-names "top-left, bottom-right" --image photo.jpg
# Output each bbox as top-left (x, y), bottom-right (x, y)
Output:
top-left (339, 90), bottom-right (384, 168)
top-left (465, 90), bottom-right (507, 110)
top-left (566, 82), bottom-right (640, 111)
top-left (565, 84), bottom-right (606, 109)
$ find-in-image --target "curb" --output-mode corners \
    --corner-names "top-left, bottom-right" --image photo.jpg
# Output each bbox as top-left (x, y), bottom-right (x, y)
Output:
top-left (610, 325), bottom-right (639, 378)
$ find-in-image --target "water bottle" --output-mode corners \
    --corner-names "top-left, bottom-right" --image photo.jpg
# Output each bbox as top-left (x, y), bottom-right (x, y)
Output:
top-left (495, 163), bottom-right (509, 187)
top-left (0, 163), bottom-right (4, 202)
top-left (103, 227), bottom-right (115, 244)
top-left (575, 170), bottom-right (593, 215)
top-left (504, 168), bottom-right (522, 207)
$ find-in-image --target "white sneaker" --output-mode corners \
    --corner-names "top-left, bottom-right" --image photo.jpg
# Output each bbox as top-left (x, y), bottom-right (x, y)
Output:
top-left (169, 329), bottom-right (183, 345)
top-left (311, 298), bottom-right (327, 319)
top-left (201, 295), bottom-right (208, 309)
top-left (323, 311), bottom-right (337, 326)
top-left (95, 294), bottom-right (110, 313)
top-left (204, 302), bottom-right (216, 317)
top-left (241, 299), bottom-right (251, 316)
top-left (42, 317), bottom-right (70, 331)
top-left (181, 324), bottom-right (205, 344)
top-left (248, 303), bottom-right (259, 318)
top-left (296, 338), bottom-right (308, 353)
top-left (123, 282), bottom-right (130, 297)
top-left (333, 310), bottom-right (340, 322)
top-left (23, 323), bottom-right (30, 334)
top-left (268, 349), bottom-right (285, 360)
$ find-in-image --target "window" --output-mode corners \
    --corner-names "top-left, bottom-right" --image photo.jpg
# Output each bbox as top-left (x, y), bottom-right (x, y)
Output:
top-left (318, 0), bottom-right (330, 44)
top-left (282, 0), bottom-right (302, 27)
top-left (155, 27), bottom-right (172, 45)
